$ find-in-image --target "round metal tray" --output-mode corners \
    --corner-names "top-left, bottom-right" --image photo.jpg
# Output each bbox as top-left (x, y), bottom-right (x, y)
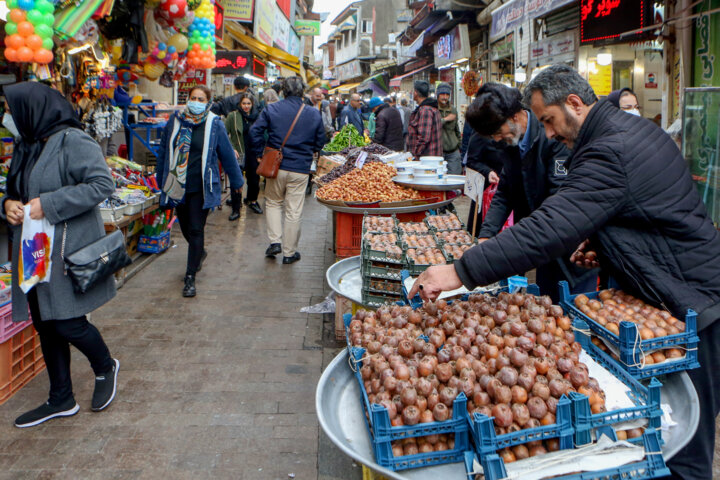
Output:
top-left (316, 197), bottom-right (454, 214)
top-left (392, 175), bottom-right (466, 191)
top-left (326, 256), bottom-right (364, 306)
top-left (316, 349), bottom-right (699, 479)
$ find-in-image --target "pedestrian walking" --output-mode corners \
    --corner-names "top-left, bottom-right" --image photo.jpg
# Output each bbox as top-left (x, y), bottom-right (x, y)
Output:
top-left (310, 87), bottom-right (335, 139)
top-left (211, 76), bottom-right (255, 117)
top-left (368, 97), bottom-right (404, 151)
top-left (249, 77), bottom-right (326, 265)
top-left (398, 98), bottom-right (412, 148)
top-left (338, 93), bottom-right (364, 134)
top-left (436, 82), bottom-right (463, 174)
top-left (225, 94), bottom-right (263, 219)
top-left (407, 80), bottom-right (443, 159)
top-left (409, 65), bottom-right (720, 480)
top-left (156, 85), bottom-right (244, 297)
top-left (2, 82), bottom-right (119, 428)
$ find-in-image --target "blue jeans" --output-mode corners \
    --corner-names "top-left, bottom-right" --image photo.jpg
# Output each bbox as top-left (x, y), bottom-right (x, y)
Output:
top-left (444, 149), bottom-right (462, 175)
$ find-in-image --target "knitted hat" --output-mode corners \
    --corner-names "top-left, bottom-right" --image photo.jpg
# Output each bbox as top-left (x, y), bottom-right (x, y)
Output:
top-left (436, 82), bottom-right (452, 96)
top-left (368, 97), bottom-right (384, 109)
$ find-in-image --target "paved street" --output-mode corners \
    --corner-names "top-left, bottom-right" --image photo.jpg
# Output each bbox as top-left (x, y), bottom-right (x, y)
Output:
top-left (0, 194), bottom-right (718, 479)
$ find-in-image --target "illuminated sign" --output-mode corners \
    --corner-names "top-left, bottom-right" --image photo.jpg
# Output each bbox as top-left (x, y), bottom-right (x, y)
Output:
top-left (434, 24), bottom-right (470, 68)
top-left (212, 51), bottom-right (253, 75)
top-left (580, 0), bottom-right (653, 44)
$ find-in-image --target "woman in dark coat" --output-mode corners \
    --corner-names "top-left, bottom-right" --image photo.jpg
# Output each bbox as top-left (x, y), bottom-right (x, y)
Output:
top-left (1, 82), bottom-right (119, 428)
top-left (225, 94), bottom-right (263, 217)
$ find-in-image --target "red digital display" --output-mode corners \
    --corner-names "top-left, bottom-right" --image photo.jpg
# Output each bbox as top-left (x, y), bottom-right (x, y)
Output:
top-left (580, 0), bottom-right (652, 44)
top-left (212, 51), bottom-right (253, 75)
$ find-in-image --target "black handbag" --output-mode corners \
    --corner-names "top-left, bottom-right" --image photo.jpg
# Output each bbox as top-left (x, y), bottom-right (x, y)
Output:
top-left (62, 224), bottom-right (132, 294)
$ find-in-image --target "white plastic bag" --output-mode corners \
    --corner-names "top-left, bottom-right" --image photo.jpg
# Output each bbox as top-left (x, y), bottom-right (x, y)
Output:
top-left (19, 205), bottom-right (54, 293)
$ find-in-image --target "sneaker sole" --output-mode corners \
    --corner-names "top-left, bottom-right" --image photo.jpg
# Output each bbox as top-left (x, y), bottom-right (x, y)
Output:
top-left (15, 403), bottom-right (80, 428)
top-left (92, 358), bottom-right (120, 412)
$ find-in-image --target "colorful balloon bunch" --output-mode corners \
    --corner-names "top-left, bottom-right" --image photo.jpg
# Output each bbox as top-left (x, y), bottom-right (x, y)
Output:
top-left (186, 0), bottom-right (215, 69)
top-left (4, 0), bottom-right (55, 64)
top-left (150, 42), bottom-right (179, 66)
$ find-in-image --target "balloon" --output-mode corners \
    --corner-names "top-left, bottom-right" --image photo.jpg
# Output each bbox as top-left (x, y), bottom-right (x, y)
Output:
top-left (34, 23), bottom-right (52, 38)
top-left (6, 34), bottom-right (25, 49)
top-left (7, 0), bottom-right (18, 9)
top-left (25, 9), bottom-right (42, 25)
top-left (16, 0), bottom-right (34, 10)
top-left (5, 22), bottom-right (18, 35)
top-left (33, 48), bottom-right (53, 64)
top-left (35, 0), bottom-right (54, 14)
top-left (9, 9), bottom-right (25, 23)
top-left (41, 37), bottom-right (53, 49)
top-left (167, 45), bottom-right (176, 54)
top-left (25, 34), bottom-right (42, 50)
top-left (41, 12), bottom-right (54, 26)
top-left (17, 21), bottom-right (34, 37)
top-left (143, 62), bottom-right (165, 80)
top-left (4, 48), bottom-right (18, 62)
top-left (157, 51), bottom-right (166, 59)
top-left (17, 46), bottom-right (34, 62)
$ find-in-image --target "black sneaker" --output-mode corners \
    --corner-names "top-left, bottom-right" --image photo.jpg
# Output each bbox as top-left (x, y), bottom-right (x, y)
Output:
top-left (183, 275), bottom-right (196, 297)
top-left (228, 211), bottom-right (241, 221)
top-left (91, 358), bottom-right (120, 412)
top-left (15, 398), bottom-right (79, 428)
top-left (265, 243), bottom-right (281, 257)
top-left (248, 202), bottom-right (263, 214)
top-left (282, 252), bottom-right (301, 264)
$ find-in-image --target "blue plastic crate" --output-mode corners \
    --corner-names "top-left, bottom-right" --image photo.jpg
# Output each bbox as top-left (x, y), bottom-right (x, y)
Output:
top-left (348, 346), bottom-right (470, 471)
top-left (571, 319), bottom-right (664, 447)
top-left (464, 428), bottom-right (669, 480)
top-left (137, 231), bottom-right (170, 254)
top-left (467, 395), bottom-right (574, 458)
top-left (559, 281), bottom-right (699, 379)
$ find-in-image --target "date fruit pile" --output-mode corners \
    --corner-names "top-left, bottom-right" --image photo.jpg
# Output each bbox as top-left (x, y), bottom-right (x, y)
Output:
top-left (348, 292), bottom-right (606, 461)
top-left (317, 163), bottom-right (422, 203)
top-left (315, 153), bottom-right (382, 186)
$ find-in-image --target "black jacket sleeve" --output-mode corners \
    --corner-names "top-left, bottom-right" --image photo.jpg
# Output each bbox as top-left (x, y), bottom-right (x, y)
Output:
top-left (477, 170), bottom-right (512, 238)
top-left (374, 110), bottom-right (388, 145)
top-left (455, 146), bottom-right (628, 290)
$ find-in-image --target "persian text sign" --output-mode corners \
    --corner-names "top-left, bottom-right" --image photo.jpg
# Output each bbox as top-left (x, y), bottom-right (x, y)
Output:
top-left (223, 0), bottom-right (253, 22)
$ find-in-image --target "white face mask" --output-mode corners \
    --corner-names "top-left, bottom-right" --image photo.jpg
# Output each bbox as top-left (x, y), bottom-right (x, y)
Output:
top-left (2, 113), bottom-right (19, 138)
top-left (626, 108), bottom-right (641, 117)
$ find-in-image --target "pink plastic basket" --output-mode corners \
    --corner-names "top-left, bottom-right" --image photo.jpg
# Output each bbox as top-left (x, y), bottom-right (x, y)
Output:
top-left (0, 303), bottom-right (31, 344)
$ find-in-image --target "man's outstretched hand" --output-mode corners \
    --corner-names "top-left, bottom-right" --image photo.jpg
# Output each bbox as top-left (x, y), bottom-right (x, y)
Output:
top-left (408, 264), bottom-right (464, 302)
top-left (570, 240), bottom-right (600, 268)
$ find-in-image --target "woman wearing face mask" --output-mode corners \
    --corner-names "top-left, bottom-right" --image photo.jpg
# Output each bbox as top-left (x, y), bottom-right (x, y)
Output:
top-left (225, 94), bottom-right (262, 219)
top-left (1, 82), bottom-right (119, 428)
top-left (156, 85), bottom-right (244, 297)
top-left (607, 88), bottom-right (641, 116)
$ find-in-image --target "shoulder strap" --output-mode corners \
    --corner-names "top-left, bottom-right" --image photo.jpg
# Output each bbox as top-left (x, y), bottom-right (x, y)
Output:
top-left (281, 104), bottom-right (305, 149)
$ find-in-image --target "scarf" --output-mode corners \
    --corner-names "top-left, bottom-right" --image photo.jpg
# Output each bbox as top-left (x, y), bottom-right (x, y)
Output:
top-left (5, 82), bottom-right (83, 203)
top-left (163, 104), bottom-right (211, 202)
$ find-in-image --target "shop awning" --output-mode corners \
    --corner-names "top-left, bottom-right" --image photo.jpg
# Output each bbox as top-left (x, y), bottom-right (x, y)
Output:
top-left (389, 64), bottom-right (433, 88)
top-left (358, 73), bottom-right (391, 96)
top-left (328, 82), bottom-right (361, 94)
top-left (225, 22), bottom-right (300, 73)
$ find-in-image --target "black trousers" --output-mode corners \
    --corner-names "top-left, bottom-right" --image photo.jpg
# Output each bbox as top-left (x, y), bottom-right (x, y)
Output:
top-left (660, 318), bottom-right (720, 480)
top-left (175, 192), bottom-right (209, 276)
top-left (243, 154), bottom-right (260, 203)
top-left (28, 289), bottom-right (113, 407)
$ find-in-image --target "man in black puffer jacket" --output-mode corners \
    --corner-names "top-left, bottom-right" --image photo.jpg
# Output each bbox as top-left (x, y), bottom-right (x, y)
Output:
top-left (369, 97), bottom-right (404, 151)
top-left (410, 64), bottom-right (720, 480)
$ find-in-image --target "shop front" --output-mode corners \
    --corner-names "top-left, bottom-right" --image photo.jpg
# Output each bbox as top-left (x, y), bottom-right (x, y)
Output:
top-left (434, 23), bottom-right (472, 114)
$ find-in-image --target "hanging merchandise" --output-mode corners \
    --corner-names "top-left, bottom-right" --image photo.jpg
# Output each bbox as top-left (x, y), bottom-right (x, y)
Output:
top-left (186, 0), bottom-right (215, 69)
top-left (97, 0), bottom-right (148, 64)
top-left (82, 98), bottom-right (123, 140)
top-left (54, 0), bottom-right (105, 39)
top-left (3, 0), bottom-right (55, 64)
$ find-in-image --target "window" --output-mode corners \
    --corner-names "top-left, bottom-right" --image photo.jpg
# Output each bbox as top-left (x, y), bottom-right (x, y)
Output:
top-left (361, 20), bottom-right (373, 34)
top-left (351, 29), bottom-right (356, 43)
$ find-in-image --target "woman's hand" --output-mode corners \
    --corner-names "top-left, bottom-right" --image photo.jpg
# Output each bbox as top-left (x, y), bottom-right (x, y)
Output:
top-left (4, 199), bottom-right (24, 225)
top-left (408, 264), bottom-right (463, 302)
top-left (28, 198), bottom-right (44, 220)
top-left (489, 171), bottom-right (500, 184)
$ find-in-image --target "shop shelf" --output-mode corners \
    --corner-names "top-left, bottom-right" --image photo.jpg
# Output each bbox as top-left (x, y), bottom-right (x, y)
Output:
top-left (348, 346), bottom-right (470, 471)
top-left (137, 231), bottom-right (171, 254)
top-left (571, 318), bottom-right (663, 446)
top-left (559, 281), bottom-right (700, 380)
top-left (0, 324), bottom-right (45, 406)
top-left (0, 304), bottom-right (31, 344)
top-left (464, 428), bottom-right (669, 480)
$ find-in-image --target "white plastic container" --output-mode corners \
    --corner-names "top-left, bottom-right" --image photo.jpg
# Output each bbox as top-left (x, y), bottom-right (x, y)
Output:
top-left (419, 156), bottom-right (445, 167)
top-left (395, 161), bottom-right (417, 178)
top-left (413, 164), bottom-right (443, 179)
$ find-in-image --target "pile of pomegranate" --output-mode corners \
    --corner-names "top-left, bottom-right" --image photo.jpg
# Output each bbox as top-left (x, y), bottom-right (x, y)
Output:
top-left (348, 292), bottom-right (607, 461)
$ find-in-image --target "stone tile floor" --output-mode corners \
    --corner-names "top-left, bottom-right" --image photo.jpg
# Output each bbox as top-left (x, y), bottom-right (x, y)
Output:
top-left (0, 194), bottom-right (717, 479)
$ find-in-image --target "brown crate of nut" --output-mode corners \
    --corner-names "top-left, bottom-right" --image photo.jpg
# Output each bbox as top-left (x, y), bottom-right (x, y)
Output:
top-left (406, 247), bottom-right (449, 275)
top-left (436, 230), bottom-right (474, 245)
top-left (363, 215), bottom-right (397, 234)
top-left (362, 232), bottom-right (404, 263)
top-left (443, 243), bottom-right (475, 261)
top-left (425, 212), bottom-right (465, 231)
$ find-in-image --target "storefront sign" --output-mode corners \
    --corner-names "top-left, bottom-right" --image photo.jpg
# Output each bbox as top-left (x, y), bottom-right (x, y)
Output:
top-left (693, 0), bottom-right (719, 86)
top-left (212, 50), bottom-right (252, 75)
top-left (587, 62), bottom-right (612, 96)
top-left (214, 2), bottom-right (224, 42)
top-left (178, 70), bottom-right (207, 104)
top-left (253, 58), bottom-right (266, 80)
top-left (272, 1), bottom-right (289, 50)
top-left (288, 30), bottom-right (301, 58)
top-left (580, 0), bottom-right (653, 44)
top-left (276, 0), bottom-right (290, 19)
top-left (491, 33), bottom-right (515, 61)
top-left (254, 0), bottom-right (274, 46)
top-left (434, 24), bottom-right (471, 68)
top-left (491, 0), bottom-right (575, 39)
top-left (223, 0), bottom-right (253, 22)
top-left (529, 31), bottom-right (575, 64)
top-left (336, 60), bottom-right (361, 81)
top-left (323, 69), bottom-right (333, 80)
top-left (294, 19), bottom-right (321, 36)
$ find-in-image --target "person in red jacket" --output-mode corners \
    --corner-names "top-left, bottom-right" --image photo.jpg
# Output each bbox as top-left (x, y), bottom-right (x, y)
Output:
top-left (407, 80), bottom-right (443, 159)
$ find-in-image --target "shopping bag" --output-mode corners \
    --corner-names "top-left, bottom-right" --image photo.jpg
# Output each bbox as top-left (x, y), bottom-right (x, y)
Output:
top-left (481, 185), bottom-right (514, 232)
top-left (19, 205), bottom-right (54, 293)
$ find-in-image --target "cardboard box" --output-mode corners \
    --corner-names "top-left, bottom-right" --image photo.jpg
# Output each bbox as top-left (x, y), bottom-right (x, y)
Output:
top-left (316, 155), bottom-right (345, 177)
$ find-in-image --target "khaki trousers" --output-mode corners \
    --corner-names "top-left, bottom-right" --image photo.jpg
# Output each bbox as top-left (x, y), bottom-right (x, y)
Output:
top-left (265, 169), bottom-right (309, 257)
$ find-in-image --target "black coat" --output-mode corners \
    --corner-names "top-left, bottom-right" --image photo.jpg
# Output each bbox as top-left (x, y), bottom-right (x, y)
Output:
top-left (456, 99), bottom-right (720, 330)
top-left (373, 103), bottom-right (404, 151)
top-left (465, 132), bottom-right (506, 184)
top-left (478, 111), bottom-right (568, 238)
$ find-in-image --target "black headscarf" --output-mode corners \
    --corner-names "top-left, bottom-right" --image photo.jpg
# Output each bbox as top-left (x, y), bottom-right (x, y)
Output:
top-left (606, 88), bottom-right (635, 108)
top-left (5, 82), bottom-right (82, 202)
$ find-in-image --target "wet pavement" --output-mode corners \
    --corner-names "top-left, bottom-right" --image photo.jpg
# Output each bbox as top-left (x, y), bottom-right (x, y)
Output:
top-left (0, 193), bottom-right (718, 479)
